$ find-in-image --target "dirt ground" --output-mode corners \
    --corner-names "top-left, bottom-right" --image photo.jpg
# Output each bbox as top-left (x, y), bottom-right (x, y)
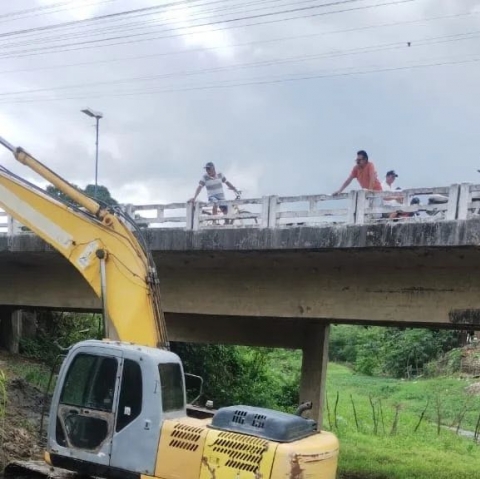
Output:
top-left (0, 377), bottom-right (48, 470)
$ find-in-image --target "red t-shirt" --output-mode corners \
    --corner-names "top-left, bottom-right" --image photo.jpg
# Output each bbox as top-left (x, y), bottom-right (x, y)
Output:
top-left (351, 162), bottom-right (382, 191)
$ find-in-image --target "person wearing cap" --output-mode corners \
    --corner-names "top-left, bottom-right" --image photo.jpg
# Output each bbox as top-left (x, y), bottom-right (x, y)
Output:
top-left (333, 150), bottom-right (382, 195)
top-left (382, 170), bottom-right (402, 205)
top-left (189, 162), bottom-right (239, 216)
top-left (382, 170), bottom-right (399, 194)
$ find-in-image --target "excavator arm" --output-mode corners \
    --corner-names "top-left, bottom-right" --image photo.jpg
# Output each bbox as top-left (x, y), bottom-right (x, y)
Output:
top-left (0, 136), bottom-right (168, 349)
top-left (0, 135), bottom-right (340, 479)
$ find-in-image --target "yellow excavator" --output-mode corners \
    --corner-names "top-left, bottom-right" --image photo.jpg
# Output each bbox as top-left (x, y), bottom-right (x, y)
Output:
top-left (0, 136), bottom-right (339, 479)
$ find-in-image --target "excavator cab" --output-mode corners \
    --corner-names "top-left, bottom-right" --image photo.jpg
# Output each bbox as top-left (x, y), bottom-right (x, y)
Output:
top-left (46, 340), bottom-right (186, 478)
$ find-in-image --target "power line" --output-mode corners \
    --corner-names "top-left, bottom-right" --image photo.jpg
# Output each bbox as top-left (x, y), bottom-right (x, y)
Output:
top-left (0, 0), bottom-right (321, 47)
top-left (0, 54), bottom-right (477, 105)
top-left (1, 0), bottom-right (321, 44)
top-left (0, 0), bottom-right (122, 22)
top-left (0, 8), bottom-right (474, 76)
top-left (0, 0), bottom-right (220, 39)
top-left (0, 0), bottom-right (416, 59)
top-left (1, 26), bottom-right (479, 99)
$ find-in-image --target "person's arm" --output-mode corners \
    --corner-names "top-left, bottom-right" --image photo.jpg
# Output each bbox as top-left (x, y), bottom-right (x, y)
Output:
top-left (333, 174), bottom-right (354, 195)
top-left (225, 180), bottom-right (238, 194)
top-left (189, 183), bottom-right (203, 202)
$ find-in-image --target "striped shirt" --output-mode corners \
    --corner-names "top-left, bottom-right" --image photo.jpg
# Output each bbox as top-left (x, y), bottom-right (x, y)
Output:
top-left (200, 172), bottom-right (227, 198)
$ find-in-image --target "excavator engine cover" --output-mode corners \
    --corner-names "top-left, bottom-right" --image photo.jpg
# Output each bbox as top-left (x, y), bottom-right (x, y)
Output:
top-left (209, 405), bottom-right (317, 442)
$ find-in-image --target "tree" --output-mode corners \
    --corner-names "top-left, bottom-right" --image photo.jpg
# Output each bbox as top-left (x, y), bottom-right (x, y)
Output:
top-left (84, 184), bottom-right (118, 206)
top-left (46, 183), bottom-right (118, 207)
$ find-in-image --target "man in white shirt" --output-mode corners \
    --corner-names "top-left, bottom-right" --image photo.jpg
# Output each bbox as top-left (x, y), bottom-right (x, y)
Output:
top-left (382, 170), bottom-right (402, 206)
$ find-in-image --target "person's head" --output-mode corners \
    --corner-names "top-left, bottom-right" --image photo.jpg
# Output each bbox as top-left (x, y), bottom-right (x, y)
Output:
top-left (385, 169), bottom-right (398, 185)
top-left (356, 150), bottom-right (369, 167)
top-left (204, 161), bottom-right (216, 176)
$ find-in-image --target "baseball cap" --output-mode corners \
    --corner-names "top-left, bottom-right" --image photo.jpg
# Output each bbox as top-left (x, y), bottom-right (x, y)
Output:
top-left (204, 162), bottom-right (215, 169)
top-left (386, 170), bottom-right (398, 177)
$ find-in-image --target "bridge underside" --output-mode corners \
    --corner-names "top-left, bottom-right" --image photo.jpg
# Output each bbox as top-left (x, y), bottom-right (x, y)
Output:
top-left (2, 233), bottom-right (480, 426)
top-left (1, 246), bottom-right (480, 337)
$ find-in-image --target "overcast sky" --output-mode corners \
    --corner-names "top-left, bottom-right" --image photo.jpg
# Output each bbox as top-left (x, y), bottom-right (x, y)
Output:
top-left (0, 0), bottom-right (480, 205)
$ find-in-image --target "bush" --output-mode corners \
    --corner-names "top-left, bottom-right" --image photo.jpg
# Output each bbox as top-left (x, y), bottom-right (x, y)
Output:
top-left (19, 311), bottom-right (102, 365)
top-left (330, 325), bottom-right (461, 378)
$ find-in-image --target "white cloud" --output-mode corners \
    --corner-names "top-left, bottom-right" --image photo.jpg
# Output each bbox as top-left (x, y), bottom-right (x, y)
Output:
top-left (0, 0), bottom-right (480, 207)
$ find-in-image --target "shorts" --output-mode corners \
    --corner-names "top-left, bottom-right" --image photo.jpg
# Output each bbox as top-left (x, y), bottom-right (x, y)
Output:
top-left (208, 193), bottom-right (227, 213)
top-left (208, 193), bottom-right (226, 203)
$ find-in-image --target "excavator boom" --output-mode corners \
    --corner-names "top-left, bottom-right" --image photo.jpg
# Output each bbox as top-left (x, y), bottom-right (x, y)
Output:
top-left (0, 134), bottom-right (339, 479)
top-left (0, 136), bottom-right (168, 348)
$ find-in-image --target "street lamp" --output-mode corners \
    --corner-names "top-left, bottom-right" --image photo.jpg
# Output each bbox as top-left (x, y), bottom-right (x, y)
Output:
top-left (81, 107), bottom-right (103, 198)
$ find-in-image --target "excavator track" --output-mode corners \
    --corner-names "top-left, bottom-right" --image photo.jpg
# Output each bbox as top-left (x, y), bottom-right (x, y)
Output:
top-left (4, 461), bottom-right (79, 479)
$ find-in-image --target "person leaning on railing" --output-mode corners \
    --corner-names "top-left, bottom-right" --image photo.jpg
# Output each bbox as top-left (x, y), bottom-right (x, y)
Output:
top-left (189, 161), bottom-right (239, 216)
top-left (332, 150), bottom-right (382, 196)
top-left (332, 150), bottom-right (383, 217)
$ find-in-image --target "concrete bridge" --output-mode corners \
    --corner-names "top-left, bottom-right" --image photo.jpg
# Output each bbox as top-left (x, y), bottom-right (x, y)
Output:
top-left (2, 183), bottom-right (480, 425)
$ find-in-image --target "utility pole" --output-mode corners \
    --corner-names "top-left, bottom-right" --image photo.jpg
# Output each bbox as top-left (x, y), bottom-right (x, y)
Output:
top-left (81, 107), bottom-right (103, 198)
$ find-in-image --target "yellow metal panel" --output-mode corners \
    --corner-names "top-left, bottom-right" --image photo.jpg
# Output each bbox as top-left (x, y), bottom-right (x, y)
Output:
top-left (200, 429), bottom-right (278, 479)
top-left (155, 418), bottom-right (209, 479)
top-left (270, 431), bottom-right (339, 479)
top-left (0, 169), bottom-right (162, 347)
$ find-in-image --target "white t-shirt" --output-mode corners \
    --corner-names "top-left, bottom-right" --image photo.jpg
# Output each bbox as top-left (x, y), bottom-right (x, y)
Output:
top-left (381, 181), bottom-right (402, 207)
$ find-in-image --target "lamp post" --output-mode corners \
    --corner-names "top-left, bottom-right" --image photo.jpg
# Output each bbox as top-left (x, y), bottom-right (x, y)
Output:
top-left (81, 107), bottom-right (103, 198)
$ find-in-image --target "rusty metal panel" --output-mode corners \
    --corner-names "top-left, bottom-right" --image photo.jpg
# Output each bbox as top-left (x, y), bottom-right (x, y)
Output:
top-left (270, 431), bottom-right (339, 479)
top-left (199, 429), bottom-right (277, 479)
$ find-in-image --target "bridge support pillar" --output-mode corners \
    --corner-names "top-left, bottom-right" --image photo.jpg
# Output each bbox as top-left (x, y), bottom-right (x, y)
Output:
top-left (299, 322), bottom-right (330, 429)
top-left (0, 307), bottom-right (20, 353)
top-left (0, 308), bottom-right (36, 354)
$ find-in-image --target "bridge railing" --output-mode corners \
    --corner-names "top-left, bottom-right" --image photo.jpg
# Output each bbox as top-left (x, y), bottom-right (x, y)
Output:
top-left (0, 183), bottom-right (478, 234)
top-left (360, 185), bottom-right (458, 224)
top-left (458, 184), bottom-right (480, 220)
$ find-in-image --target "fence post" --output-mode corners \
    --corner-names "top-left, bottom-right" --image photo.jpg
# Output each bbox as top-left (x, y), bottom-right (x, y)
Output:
top-left (260, 196), bottom-right (269, 228)
top-left (355, 190), bottom-right (366, 225)
top-left (347, 191), bottom-right (357, 224)
top-left (192, 202), bottom-right (200, 231)
top-left (268, 196), bottom-right (278, 228)
top-left (7, 216), bottom-right (21, 235)
top-left (457, 183), bottom-right (471, 220)
top-left (156, 206), bottom-right (165, 222)
top-left (123, 203), bottom-right (135, 217)
top-left (446, 184), bottom-right (460, 221)
top-left (185, 201), bottom-right (194, 230)
top-left (121, 204), bottom-right (136, 231)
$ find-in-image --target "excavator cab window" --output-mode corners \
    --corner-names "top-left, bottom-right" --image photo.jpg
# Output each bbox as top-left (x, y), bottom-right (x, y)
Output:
top-left (57, 353), bottom-right (118, 450)
top-left (116, 359), bottom-right (143, 432)
top-left (158, 363), bottom-right (184, 412)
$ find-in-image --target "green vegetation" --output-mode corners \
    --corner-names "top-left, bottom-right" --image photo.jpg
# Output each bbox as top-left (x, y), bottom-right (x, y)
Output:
top-left (4, 320), bottom-right (480, 478)
top-left (19, 311), bottom-right (103, 366)
top-left (330, 325), bottom-right (460, 378)
top-left (46, 184), bottom-right (118, 206)
top-left (325, 363), bottom-right (480, 478)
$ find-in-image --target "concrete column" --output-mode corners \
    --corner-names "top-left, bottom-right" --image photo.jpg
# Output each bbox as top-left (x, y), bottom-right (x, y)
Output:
top-left (0, 308), bottom-right (22, 353)
top-left (299, 322), bottom-right (330, 429)
top-left (21, 310), bottom-right (37, 339)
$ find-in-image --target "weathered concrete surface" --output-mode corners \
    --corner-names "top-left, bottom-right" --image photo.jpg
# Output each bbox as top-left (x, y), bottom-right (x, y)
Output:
top-left (1, 220), bottom-right (480, 340)
top-left (2, 219), bottom-right (480, 253)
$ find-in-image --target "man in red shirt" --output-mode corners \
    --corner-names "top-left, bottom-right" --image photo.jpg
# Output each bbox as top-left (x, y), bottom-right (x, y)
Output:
top-left (333, 150), bottom-right (382, 195)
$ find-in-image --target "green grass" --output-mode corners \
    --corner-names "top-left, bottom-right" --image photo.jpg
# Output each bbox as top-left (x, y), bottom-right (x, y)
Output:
top-left (326, 364), bottom-right (480, 478)
top-left (2, 359), bottom-right (53, 392)
top-left (265, 351), bottom-right (480, 479)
